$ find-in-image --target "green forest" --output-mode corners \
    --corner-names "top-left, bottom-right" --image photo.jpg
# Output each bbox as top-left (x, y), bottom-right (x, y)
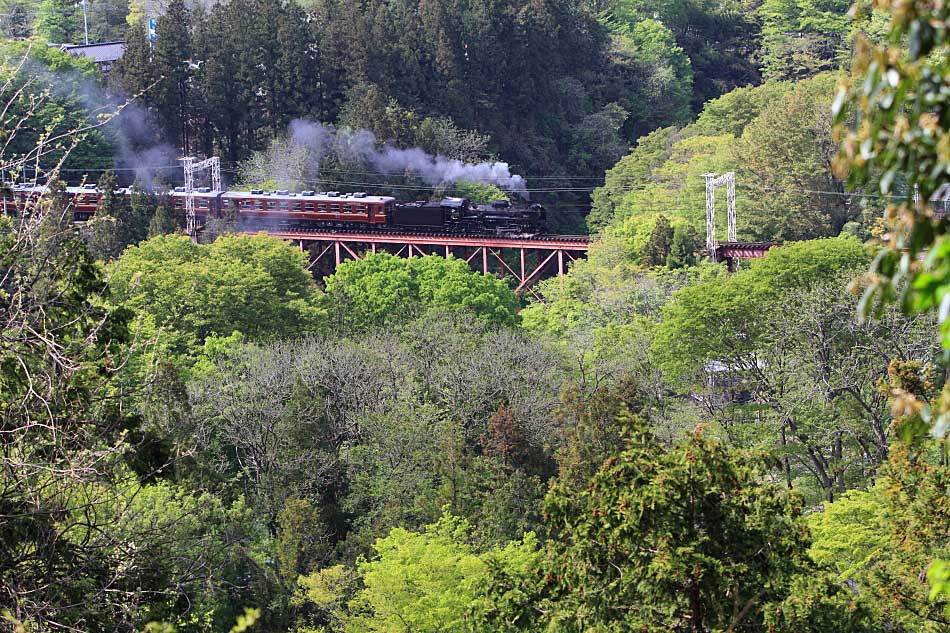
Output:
top-left (5, 1), bottom-right (950, 632)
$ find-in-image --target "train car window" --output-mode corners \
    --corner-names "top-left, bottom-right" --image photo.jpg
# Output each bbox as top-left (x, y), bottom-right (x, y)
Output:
top-left (254, 201), bottom-right (263, 210)
top-left (304, 203), bottom-right (314, 211)
top-left (317, 203), bottom-right (327, 212)
top-left (279, 201), bottom-right (289, 210)
top-left (357, 204), bottom-right (367, 212)
top-left (343, 204), bottom-right (353, 213)
top-left (88, 196), bottom-right (98, 203)
top-left (330, 204), bottom-right (340, 212)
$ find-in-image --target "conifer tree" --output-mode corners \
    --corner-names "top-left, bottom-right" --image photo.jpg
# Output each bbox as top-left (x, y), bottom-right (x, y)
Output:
top-left (666, 223), bottom-right (701, 269)
top-left (129, 181), bottom-right (157, 241)
top-left (477, 416), bottom-right (874, 632)
top-left (152, 0), bottom-right (191, 152)
top-left (641, 215), bottom-right (674, 267)
top-left (114, 21), bottom-right (159, 99)
top-left (87, 0), bottom-right (132, 42)
top-left (0, 0), bottom-right (34, 39)
top-left (147, 202), bottom-right (177, 237)
top-left (85, 170), bottom-right (134, 260)
top-left (35, 0), bottom-right (80, 43)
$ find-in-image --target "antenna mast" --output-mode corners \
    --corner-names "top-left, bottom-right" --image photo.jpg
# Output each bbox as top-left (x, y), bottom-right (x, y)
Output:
top-left (180, 156), bottom-right (221, 243)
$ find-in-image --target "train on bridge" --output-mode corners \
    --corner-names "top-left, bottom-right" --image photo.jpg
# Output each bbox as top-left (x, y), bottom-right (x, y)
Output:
top-left (3, 183), bottom-right (548, 237)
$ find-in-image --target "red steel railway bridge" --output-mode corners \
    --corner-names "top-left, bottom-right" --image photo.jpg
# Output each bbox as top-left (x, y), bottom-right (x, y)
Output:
top-left (252, 173), bottom-right (780, 291)
top-left (711, 242), bottom-right (779, 271)
top-left (259, 229), bottom-right (591, 301)
top-left (252, 228), bottom-right (779, 300)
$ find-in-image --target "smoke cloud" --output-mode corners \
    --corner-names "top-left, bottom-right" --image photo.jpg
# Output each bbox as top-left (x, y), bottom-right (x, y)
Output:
top-left (288, 119), bottom-right (528, 195)
top-left (10, 50), bottom-right (178, 188)
top-left (109, 104), bottom-right (180, 188)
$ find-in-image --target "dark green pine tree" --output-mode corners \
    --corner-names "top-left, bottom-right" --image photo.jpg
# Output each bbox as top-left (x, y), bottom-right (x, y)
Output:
top-left (129, 181), bottom-right (158, 242)
top-left (667, 223), bottom-right (702, 269)
top-left (147, 202), bottom-right (177, 238)
top-left (186, 8), bottom-right (214, 156)
top-left (113, 21), bottom-right (159, 99)
top-left (200, 1), bottom-right (254, 163)
top-left (85, 170), bottom-right (135, 260)
top-left (275, 1), bottom-right (319, 124)
top-left (87, 0), bottom-right (132, 43)
top-left (641, 214), bottom-right (675, 267)
top-left (152, 0), bottom-right (192, 152)
top-left (35, 0), bottom-right (80, 43)
top-left (0, 0), bottom-right (35, 39)
top-left (244, 0), bottom-right (285, 135)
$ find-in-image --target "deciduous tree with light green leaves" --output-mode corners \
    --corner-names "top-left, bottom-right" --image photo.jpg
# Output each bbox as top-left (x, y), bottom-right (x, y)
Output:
top-left (322, 253), bottom-right (521, 331)
top-left (588, 73), bottom-right (865, 242)
top-left (758, 0), bottom-right (853, 80)
top-left (650, 239), bottom-right (941, 502)
top-left (109, 233), bottom-right (325, 355)
top-left (295, 514), bottom-right (539, 633)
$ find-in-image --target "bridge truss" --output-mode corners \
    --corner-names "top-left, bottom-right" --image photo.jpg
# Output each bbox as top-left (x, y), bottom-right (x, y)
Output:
top-left (257, 230), bottom-right (590, 301)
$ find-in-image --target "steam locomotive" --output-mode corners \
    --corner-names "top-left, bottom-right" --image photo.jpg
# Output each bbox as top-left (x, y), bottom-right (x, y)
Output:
top-left (4, 183), bottom-right (548, 237)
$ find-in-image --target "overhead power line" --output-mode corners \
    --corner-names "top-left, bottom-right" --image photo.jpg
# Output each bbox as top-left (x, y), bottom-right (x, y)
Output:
top-left (24, 162), bottom-right (912, 201)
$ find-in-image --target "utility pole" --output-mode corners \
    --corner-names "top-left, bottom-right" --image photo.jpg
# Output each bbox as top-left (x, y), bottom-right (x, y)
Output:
top-left (180, 156), bottom-right (221, 243)
top-left (79, 0), bottom-right (89, 45)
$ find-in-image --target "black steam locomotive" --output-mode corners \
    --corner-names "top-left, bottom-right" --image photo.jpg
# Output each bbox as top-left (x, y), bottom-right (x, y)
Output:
top-left (391, 197), bottom-right (546, 235)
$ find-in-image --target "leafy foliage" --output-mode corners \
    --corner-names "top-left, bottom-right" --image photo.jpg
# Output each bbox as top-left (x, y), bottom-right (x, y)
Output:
top-left (476, 416), bottom-right (872, 632)
top-left (0, 41), bottom-right (115, 176)
top-left (590, 73), bottom-right (864, 242)
top-left (758, 0), bottom-right (853, 80)
top-left (650, 239), bottom-right (941, 501)
top-left (837, 2), bottom-right (950, 409)
top-left (109, 233), bottom-right (325, 355)
top-left (322, 253), bottom-right (520, 331)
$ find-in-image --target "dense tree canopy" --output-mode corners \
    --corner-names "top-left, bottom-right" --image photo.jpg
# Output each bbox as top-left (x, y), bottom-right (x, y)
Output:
top-left (588, 74), bottom-right (866, 242)
top-left (322, 253), bottom-right (521, 331)
top-left (108, 233), bottom-right (325, 353)
top-left (12, 1), bottom-right (950, 631)
top-left (0, 42), bottom-right (115, 176)
top-left (476, 416), bottom-right (872, 632)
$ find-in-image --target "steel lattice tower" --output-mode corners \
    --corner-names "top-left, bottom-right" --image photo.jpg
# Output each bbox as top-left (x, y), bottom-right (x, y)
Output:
top-left (701, 172), bottom-right (737, 252)
top-left (180, 156), bottom-right (221, 242)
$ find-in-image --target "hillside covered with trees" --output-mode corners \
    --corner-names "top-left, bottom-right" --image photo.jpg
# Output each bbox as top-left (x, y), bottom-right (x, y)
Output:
top-left (3, 0), bottom-right (885, 232)
top-left (5, 1), bottom-right (950, 633)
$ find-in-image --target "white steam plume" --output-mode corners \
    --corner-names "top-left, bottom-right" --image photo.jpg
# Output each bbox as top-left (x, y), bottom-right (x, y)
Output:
top-left (288, 119), bottom-right (528, 195)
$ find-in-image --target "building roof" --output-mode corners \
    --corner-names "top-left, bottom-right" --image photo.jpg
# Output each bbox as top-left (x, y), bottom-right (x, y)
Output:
top-left (60, 41), bottom-right (125, 64)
